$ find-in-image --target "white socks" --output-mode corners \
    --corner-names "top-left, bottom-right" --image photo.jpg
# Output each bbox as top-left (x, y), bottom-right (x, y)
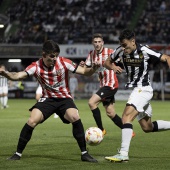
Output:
top-left (0, 96), bottom-right (8, 107)
top-left (120, 128), bottom-right (133, 156)
top-left (81, 151), bottom-right (87, 155)
top-left (157, 120), bottom-right (170, 130)
top-left (4, 96), bottom-right (8, 106)
top-left (15, 152), bottom-right (22, 157)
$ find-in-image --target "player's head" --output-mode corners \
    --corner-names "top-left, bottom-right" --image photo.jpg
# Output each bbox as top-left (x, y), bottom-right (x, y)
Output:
top-left (42, 40), bottom-right (60, 58)
top-left (42, 40), bottom-right (60, 67)
top-left (92, 33), bottom-right (104, 54)
top-left (118, 29), bottom-right (136, 55)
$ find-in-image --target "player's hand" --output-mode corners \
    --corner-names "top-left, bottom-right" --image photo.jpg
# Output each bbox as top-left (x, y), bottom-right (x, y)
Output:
top-left (79, 61), bottom-right (85, 67)
top-left (92, 61), bottom-right (100, 70)
top-left (112, 64), bottom-right (123, 74)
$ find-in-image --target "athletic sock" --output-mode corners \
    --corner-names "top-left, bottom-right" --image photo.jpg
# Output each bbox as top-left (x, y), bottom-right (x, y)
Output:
top-left (15, 152), bottom-right (22, 157)
top-left (4, 96), bottom-right (8, 106)
top-left (153, 120), bottom-right (170, 132)
top-left (72, 119), bottom-right (86, 152)
top-left (0, 96), bottom-right (3, 107)
top-left (92, 108), bottom-right (104, 130)
top-left (120, 123), bottom-right (133, 155)
top-left (111, 114), bottom-right (123, 129)
top-left (17, 123), bottom-right (34, 153)
top-left (81, 151), bottom-right (87, 155)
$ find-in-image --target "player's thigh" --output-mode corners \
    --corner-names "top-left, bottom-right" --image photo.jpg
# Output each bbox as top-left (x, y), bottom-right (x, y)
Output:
top-left (122, 105), bottom-right (139, 123)
top-left (27, 108), bottom-right (44, 127)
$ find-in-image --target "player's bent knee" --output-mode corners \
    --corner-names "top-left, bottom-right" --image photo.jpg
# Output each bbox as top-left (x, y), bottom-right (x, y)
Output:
top-left (27, 119), bottom-right (39, 128)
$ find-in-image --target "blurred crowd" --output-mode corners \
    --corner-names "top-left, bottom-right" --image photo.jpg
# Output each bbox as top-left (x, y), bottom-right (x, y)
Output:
top-left (3, 0), bottom-right (135, 44)
top-left (135, 0), bottom-right (170, 44)
top-left (0, 0), bottom-right (169, 44)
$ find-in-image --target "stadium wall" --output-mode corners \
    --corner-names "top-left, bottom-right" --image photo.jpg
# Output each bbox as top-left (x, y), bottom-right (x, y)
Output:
top-left (1, 44), bottom-right (170, 58)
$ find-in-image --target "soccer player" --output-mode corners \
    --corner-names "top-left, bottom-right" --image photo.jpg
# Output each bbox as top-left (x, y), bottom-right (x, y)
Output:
top-left (104, 29), bottom-right (170, 162)
top-left (0, 40), bottom-right (99, 162)
top-left (81, 33), bottom-right (135, 137)
top-left (0, 64), bottom-right (9, 109)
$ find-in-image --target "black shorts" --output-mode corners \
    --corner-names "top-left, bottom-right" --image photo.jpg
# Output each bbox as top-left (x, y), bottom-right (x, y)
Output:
top-left (29, 98), bottom-right (77, 124)
top-left (96, 86), bottom-right (118, 106)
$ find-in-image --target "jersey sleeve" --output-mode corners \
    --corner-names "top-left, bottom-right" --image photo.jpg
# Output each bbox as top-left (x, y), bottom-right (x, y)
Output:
top-left (142, 45), bottom-right (162, 59)
top-left (25, 62), bottom-right (37, 76)
top-left (85, 51), bottom-right (93, 67)
top-left (62, 57), bottom-right (78, 72)
top-left (142, 45), bottom-right (162, 65)
top-left (110, 46), bottom-right (123, 62)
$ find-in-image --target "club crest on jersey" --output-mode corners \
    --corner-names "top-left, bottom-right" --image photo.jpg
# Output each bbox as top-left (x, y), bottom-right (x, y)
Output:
top-left (139, 53), bottom-right (144, 59)
top-left (56, 70), bottom-right (62, 76)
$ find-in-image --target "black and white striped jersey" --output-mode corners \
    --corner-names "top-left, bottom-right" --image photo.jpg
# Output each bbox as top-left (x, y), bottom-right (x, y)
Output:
top-left (111, 43), bottom-right (162, 88)
top-left (0, 75), bottom-right (8, 87)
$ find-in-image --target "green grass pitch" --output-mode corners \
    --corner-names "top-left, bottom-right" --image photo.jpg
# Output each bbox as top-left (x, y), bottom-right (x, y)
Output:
top-left (0, 99), bottom-right (170, 170)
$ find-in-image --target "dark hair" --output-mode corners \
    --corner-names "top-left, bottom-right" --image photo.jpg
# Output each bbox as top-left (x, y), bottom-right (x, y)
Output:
top-left (119, 29), bottom-right (135, 42)
top-left (42, 40), bottom-right (60, 54)
top-left (92, 33), bottom-right (103, 40)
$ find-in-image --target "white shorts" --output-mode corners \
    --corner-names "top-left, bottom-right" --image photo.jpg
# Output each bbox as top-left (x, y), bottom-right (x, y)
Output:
top-left (127, 86), bottom-right (153, 121)
top-left (0, 86), bottom-right (8, 94)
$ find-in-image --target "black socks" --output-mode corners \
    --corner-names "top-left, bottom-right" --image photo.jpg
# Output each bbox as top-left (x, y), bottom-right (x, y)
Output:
top-left (17, 123), bottom-right (34, 153)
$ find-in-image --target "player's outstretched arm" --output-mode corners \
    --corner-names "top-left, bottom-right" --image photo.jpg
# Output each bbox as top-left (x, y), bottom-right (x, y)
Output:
top-left (76, 62), bottom-right (100, 76)
top-left (0, 69), bottom-right (28, 81)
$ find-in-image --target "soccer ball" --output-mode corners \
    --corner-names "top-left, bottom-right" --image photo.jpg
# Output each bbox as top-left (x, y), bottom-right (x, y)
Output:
top-left (85, 127), bottom-right (103, 146)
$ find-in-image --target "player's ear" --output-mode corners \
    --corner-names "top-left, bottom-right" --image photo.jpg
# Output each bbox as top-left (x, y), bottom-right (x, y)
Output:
top-left (42, 52), bottom-right (46, 58)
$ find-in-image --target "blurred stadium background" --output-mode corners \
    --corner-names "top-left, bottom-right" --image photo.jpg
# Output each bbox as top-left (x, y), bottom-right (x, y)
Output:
top-left (0, 0), bottom-right (170, 100)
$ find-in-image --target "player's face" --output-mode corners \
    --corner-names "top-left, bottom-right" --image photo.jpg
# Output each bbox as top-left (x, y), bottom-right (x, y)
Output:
top-left (43, 52), bottom-right (59, 67)
top-left (120, 38), bottom-right (136, 55)
top-left (92, 38), bottom-right (104, 54)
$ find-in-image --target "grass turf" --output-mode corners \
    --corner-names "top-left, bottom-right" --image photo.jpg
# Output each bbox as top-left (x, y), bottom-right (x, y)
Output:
top-left (0, 99), bottom-right (170, 170)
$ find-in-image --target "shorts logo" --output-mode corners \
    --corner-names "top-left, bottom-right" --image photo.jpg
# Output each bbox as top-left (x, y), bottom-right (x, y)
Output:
top-left (101, 92), bottom-right (104, 95)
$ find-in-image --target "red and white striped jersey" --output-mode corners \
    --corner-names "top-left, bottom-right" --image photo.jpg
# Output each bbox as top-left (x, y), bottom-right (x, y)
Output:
top-left (25, 57), bottom-right (77, 98)
top-left (85, 47), bottom-right (118, 89)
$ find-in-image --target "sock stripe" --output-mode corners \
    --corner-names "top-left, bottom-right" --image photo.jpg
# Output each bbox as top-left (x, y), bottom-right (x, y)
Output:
top-left (122, 123), bottom-right (133, 129)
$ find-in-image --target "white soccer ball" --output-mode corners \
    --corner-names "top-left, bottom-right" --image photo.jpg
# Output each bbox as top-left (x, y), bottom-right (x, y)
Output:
top-left (85, 127), bottom-right (103, 146)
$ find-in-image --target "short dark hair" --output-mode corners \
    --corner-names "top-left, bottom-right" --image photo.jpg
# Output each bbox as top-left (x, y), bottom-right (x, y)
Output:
top-left (92, 33), bottom-right (103, 40)
top-left (119, 29), bottom-right (135, 42)
top-left (42, 40), bottom-right (60, 54)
